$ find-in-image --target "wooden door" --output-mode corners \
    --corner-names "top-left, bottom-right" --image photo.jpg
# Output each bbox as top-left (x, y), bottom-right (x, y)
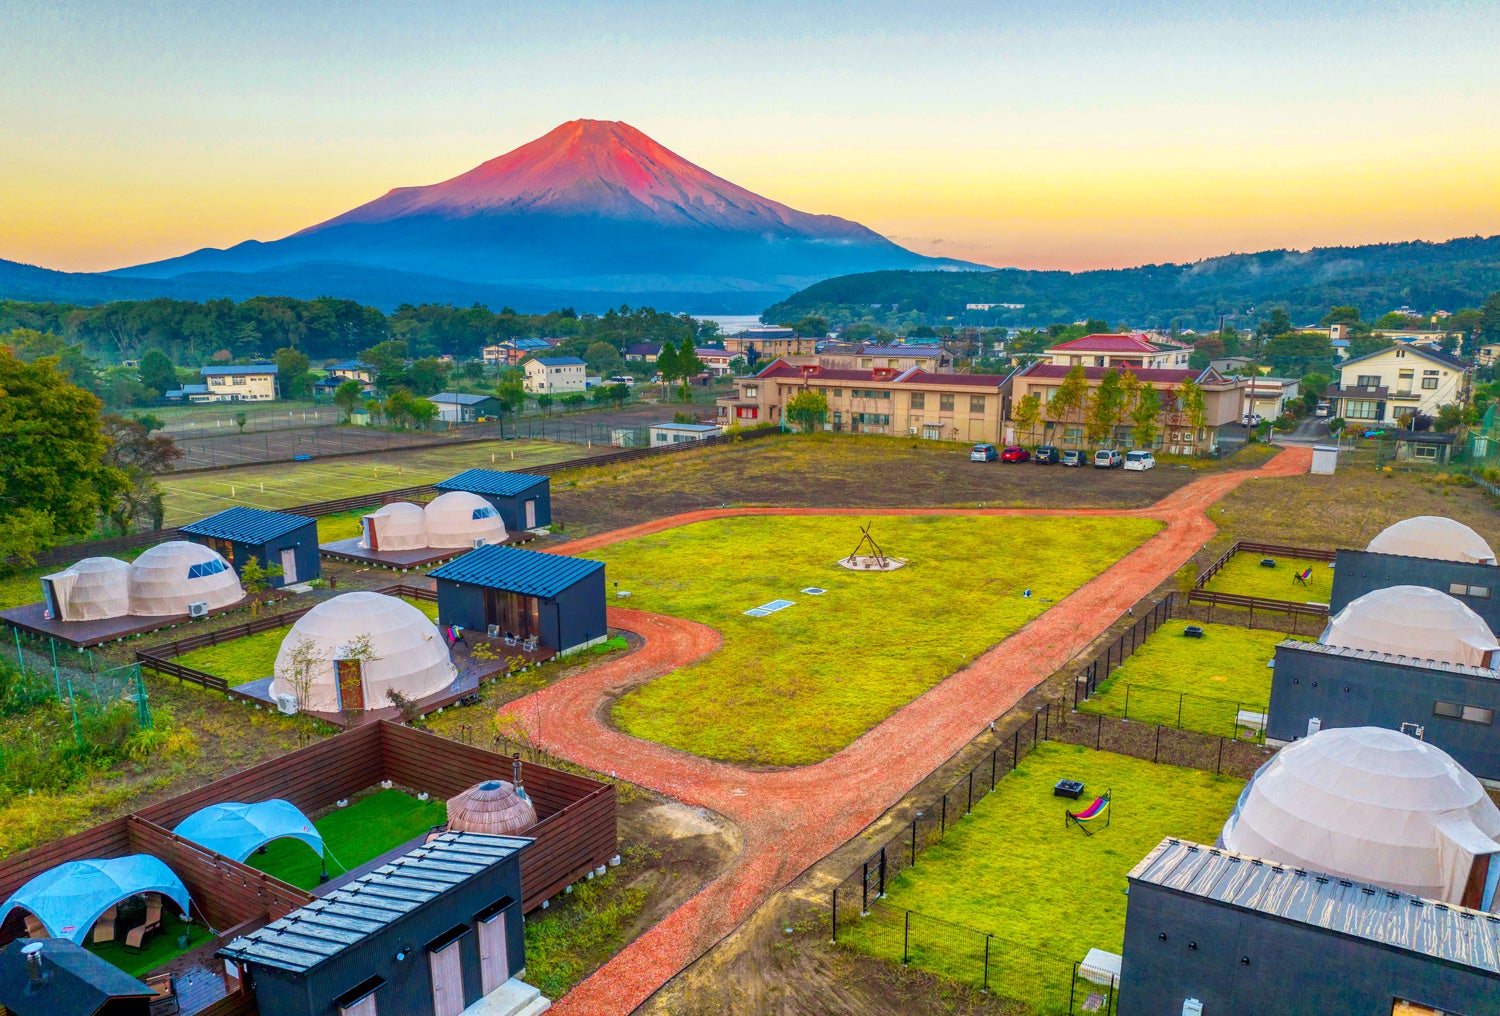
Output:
top-left (477, 911), bottom-right (509, 994)
top-left (429, 939), bottom-right (464, 1016)
top-left (363, 515), bottom-right (379, 551)
top-left (279, 548), bottom-right (297, 584)
top-left (524, 499), bottom-right (537, 529)
top-left (339, 990), bottom-right (378, 1016)
top-left (336, 659), bottom-right (363, 711)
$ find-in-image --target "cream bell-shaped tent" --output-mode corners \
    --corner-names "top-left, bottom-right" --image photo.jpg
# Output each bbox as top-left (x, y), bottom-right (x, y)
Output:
top-left (423, 491), bottom-right (507, 549)
top-left (1221, 727), bottom-right (1500, 908)
top-left (1322, 585), bottom-right (1500, 668)
top-left (127, 541), bottom-right (244, 616)
top-left (40, 557), bottom-right (132, 621)
top-left (1367, 516), bottom-right (1497, 565)
top-left (269, 591), bottom-right (455, 712)
top-left (360, 501), bottom-right (429, 551)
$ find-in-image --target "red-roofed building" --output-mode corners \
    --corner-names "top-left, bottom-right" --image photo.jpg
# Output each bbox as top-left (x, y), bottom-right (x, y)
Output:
top-left (717, 359), bottom-right (1016, 442)
top-left (1009, 361), bottom-right (1248, 455)
top-left (1044, 333), bottom-right (1192, 371)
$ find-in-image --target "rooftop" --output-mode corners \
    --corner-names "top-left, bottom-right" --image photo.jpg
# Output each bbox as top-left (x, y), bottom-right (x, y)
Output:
top-left (529, 356), bottom-right (586, 367)
top-left (180, 506), bottom-right (315, 544)
top-left (219, 832), bottom-right (530, 975)
top-left (652, 422), bottom-right (720, 433)
top-left (327, 360), bottom-right (373, 371)
top-left (1046, 333), bottom-right (1161, 354)
top-left (434, 468), bottom-right (547, 497)
top-left (1130, 838), bottom-right (1500, 973)
top-left (752, 359), bottom-right (1008, 388)
top-left (426, 392), bottom-right (495, 405)
top-left (428, 544), bottom-right (604, 598)
top-left (202, 364), bottom-right (278, 376)
top-left (1276, 638), bottom-right (1495, 678)
top-left (1020, 363), bottom-right (1227, 385)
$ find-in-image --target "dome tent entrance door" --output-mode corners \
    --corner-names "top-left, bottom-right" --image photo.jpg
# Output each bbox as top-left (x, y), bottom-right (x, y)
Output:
top-left (337, 658), bottom-right (363, 711)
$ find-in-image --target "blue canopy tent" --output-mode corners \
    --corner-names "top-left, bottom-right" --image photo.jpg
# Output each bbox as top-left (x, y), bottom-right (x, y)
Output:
top-left (0, 856), bottom-right (190, 945)
top-left (173, 800), bottom-right (325, 874)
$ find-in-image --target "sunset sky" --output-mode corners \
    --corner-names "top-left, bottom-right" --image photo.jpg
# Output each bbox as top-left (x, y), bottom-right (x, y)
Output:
top-left (3, 0), bottom-right (1497, 274)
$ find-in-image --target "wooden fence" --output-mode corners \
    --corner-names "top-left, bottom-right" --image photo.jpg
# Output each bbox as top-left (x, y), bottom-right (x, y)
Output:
top-left (1187, 540), bottom-right (1335, 621)
top-left (1192, 540), bottom-right (1337, 591)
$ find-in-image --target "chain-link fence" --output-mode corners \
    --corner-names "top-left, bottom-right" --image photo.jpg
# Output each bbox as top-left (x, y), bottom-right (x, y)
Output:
top-left (5, 629), bottom-right (152, 742)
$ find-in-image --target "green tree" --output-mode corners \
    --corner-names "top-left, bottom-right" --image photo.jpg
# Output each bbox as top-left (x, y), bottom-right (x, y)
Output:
top-left (1086, 369), bottom-right (1126, 444)
top-left (536, 393), bottom-right (554, 415)
top-left (138, 348), bottom-right (177, 398)
top-left (583, 341), bottom-right (625, 377)
top-left (1174, 379), bottom-right (1207, 431)
top-left (785, 389), bottom-right (829, 432)
top-left (492, 380), bottom-right (526, 436)
top-left (1319, 306), bottom-right (1362, 326)
top-left (1131, 383), bottom-right (1162, 449)
top-left (1262, 332), bottom-right (1334, 376)
top-left (4, 329), bottom-right (99, 392)
top-left (1344, 333), bottom-right (1396, 360)
top-left (1046, 364), bottom-right (1089, 430)
top-left (408, 398), bottom-right (438, 430)
top-left (334, 379), bottom-right (365, 422)
top-left (272, 346), bottom-right (313, 398)
top-left (1189, 336), bottom-right (1226, 371)
top-left (406, 357), bottom-right (450, 396)
top-left (234, 411), bottom-right (248, 432)
top-left (789, 315), bottom-right (829, 338)
top-left (1255, 308), bottom-right (1294, 339)
top-left (1011, 392), bottom-right (1042, 443)
top-left (0, 349), bottom-right (126, 566)
top-left (562, 392), bottom-right (587, 410)
top-left (1480, 292), bottom-right (1500, 345)
top-left (1435, 404), bottom-right (1465, 432)
top-left (361, 339), bottom-right (410, 389)
top-left (656, 340), bottom-right (680, 400)
top-left (728, 356), bottom-right (748, 376)
top-left (676, 338), bottom-right (706, 400)
top-left (1300, 372), bottom-right (1331, 413)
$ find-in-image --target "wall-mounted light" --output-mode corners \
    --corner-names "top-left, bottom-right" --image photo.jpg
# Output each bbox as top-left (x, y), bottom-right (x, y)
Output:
top-left (1188, 941), bottom-right (1198, 950)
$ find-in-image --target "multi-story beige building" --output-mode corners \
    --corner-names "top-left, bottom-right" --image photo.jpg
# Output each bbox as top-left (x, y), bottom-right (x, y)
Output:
top-left (1043, 333), bottom-right (1192, 370)
top-left (816, 343), bottom-right (954, 372)
top-left (522, 356), bottom-right (587, 395)
top-left (201, 364), bottom-right (279, 402)
top-left (1325, 345), bottom-right (1467, 425)
top-left (717, 360), bottom-right (1012, 443)
top-left (722, 329), bottom-right (819, 361)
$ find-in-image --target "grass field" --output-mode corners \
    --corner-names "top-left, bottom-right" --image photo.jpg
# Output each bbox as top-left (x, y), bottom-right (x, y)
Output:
top-left (840, 743), bottom-right (1243, 1011)
top-left (317, 508), bottom-right (368, 543)
top-left (594, 515), bottom-right (1162, 765)
top-left (250, 789), bottom-right (447, 890)
top-left (157, 438), bottom-right (577, 526)
top-left (172, 596), bottom-right (440, 686)
top-left (1077, 621), bottom-right (1288, 737)
top-left (1202, 552), bottom-right (1335, 604)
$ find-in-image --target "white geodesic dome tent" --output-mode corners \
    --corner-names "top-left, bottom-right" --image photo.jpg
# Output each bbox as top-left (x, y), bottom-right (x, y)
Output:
top-left (126, 541), bottom-right (244, 616)
top-left (1322, 585), bottom-right (1499, 668)
top-left (269, 591), bottom-right (455, 712)
top-left (1367, 516), bottom-right (1497, 565)
top-left (41, 557), bottom-right (133, 621)
top-left (422, 491), bottom-right (507, 549)
top-left (360, 501), bottom-right (429, 551)
top-left (1221, 727), bottom-right (1500, 907)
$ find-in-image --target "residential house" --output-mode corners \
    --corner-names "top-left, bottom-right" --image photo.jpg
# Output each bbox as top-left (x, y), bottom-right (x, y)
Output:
top-left (722, 328), bottom-right (819, 362)
top-left (522, 356), bottom-right (587, 395)
top-left (1245, 377), bottom-right (1300, 421)
top-left (624, 343), bottom-right (662, 363)
top-left (1043, 333), bottom-right (1192, 370)
top-left (1324, 345), bottom-right (1467, 425)
top-left (483, 338), bottom-right (554, 366)
top-left (817, 344), bottom-right (954, 372)
top-left (314, 360), bottom-right (377, 397)
top-left (1008, 363), bottom-right (1247, 454)
top-left (717, 359), bottom-right (1013, 443)
top-left (1478, 342), bottom-right (1500, 368)
top-left (1378, 328), bottom-right (1462, 350)
top-left (179, 506), bottom-right (320, 587)
top-left (200, 364), bottom-right (278, 402)
top-left (1329, 322), bottom-right (1356, 342)
top-left (695, 345), bottom-right (734, 376)
top-left (426, 392), bottom-right (501, 423)
top-left (649, 422), bottom-right (722, 446)
top-left (1209, 356), bottom-right (1255, 376)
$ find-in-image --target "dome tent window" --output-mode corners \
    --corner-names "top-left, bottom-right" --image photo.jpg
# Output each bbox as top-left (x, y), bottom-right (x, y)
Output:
top-left (471, 506), bottom-right (498, 521)
top-left (187, 558), bottom-right (228, 580)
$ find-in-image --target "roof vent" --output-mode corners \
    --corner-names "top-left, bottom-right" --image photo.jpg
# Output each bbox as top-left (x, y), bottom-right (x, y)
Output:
top-left (21, 941), bottom-right (45, 988)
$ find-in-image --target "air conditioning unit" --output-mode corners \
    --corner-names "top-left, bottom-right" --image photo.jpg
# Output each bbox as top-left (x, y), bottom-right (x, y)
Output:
top-left (473, 538), bottom-right (487, 549)
top-left (1307, 716), bottom-right (1321, 737)
top-left (275, 694), bottom-right (299, 716)
top-left (188, 601), bottom-right (209, 619)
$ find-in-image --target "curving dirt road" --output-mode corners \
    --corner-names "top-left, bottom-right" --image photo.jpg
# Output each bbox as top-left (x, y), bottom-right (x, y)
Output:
top-left (513, 445), bottom-right (1311, 1015)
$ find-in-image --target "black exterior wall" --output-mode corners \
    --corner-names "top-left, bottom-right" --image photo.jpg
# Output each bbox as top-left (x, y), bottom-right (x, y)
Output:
top-left (187, 519), bottom-right (321, 589)
top-left (1267, 644), bottom-right (1500, 780)
top-left (241, 852), bottom-right (525, 1016)
top-left (479, 482), bottom-right (551, 533)
top-left (1331, 549), bottom-right (1499, 631)
top-left (435, 566), bottom-right (605, 654)
top-left (1118, 880), bottom-right (1500, 1016)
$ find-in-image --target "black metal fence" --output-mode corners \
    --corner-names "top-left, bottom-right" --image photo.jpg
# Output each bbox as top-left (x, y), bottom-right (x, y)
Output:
top-left (1072, 593), bottom-right (1177, 707)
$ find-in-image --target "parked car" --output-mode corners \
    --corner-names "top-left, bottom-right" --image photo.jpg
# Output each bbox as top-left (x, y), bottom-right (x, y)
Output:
top-left (1124, 450), bottom-right (1156, 471)
top-left (1061, 449), bottom-right (1086, 467)
top-left (1315, 401), bottom-right (1331, 417)
top-left (1033, 445), bottom-right (1060, 464)
top-left (1094, 449), bottom-right (1123, 469)
top-left (1000, 446), bottom-right (1030, 463)
top-left (1242, 412), bottom-right (1263, 426)
top-left (608, 374), bottom-right (637, 386)
top-left (970, 443), bottom-right (999, 462)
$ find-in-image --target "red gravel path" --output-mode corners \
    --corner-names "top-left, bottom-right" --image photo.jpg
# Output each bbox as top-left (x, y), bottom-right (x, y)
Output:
top-left (518, 445), bottom-right (1311, 1015)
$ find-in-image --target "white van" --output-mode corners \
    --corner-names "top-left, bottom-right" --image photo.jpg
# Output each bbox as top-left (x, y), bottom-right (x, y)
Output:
top-left (1124, 450), bottom-right (1156, 471)
top-left (1093, 449), bottom-right (1123, 469)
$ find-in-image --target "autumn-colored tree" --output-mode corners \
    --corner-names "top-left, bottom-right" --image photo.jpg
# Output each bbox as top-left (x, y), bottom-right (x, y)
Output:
top-left (1011, 392), bottom-right (1042, 442)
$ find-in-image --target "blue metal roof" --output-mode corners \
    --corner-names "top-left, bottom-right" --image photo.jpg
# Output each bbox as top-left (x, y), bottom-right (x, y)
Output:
top-left (201, 364), bottom-right (278, 376)
top-left (531, 356), bottom-right (585, 366)
top-left (429, 545), bottom-right (603, 598)
top-left (328, 360), bottom-right (373, 371)
top-left (180, 506), bottom-right (315, 543)
top-left (427, 392), bottom-right (496, 405)
top-left (434, 469), bottom-right (548, 497)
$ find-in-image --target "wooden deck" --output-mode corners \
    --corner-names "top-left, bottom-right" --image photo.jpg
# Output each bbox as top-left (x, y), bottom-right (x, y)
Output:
top-left (318, 537), bottom-right (468, 570)
top-left (1, 597), bottom-right (251, 649)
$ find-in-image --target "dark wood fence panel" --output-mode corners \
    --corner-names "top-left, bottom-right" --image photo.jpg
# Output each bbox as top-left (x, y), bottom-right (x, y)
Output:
top-left (196, 990), bottom-right (259, 1016)
top-left (1193, 539), bottom-right (1337, 591)
top-left (0, 817), bottom-right (133, 902)
top-left (519, 790), bottom-right (619, 912)
top-left (1185, 589), bottom-right (1330, 618)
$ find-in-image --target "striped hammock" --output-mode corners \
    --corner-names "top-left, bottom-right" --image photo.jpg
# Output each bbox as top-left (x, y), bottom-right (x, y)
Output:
top-left (1066, 791), bottom-right (1112, 834)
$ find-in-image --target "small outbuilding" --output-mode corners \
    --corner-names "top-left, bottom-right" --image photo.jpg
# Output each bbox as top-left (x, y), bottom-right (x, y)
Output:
top-left (125, 541), bottom-right (244, 616)
top-left (0, 938), bottom-right (155, 1016)
top-left (270, 592), bottom-right (456, 713)
top-left (180, 506), bottom-right (320, 587)
top-left (429, 545), bottom-right (606, 655)
top-left (434, 469), bottom-right (551, 532)
top-left (448, 775), bottom-right (537, 837)
top-left (422, 491), bottom-right (508, 549)
top-left (39, 558), bottom-right (132, 622)
top-left (649, 421), bottom-right (722, 447)
top-left (426, 392), bottom-right (501, 423)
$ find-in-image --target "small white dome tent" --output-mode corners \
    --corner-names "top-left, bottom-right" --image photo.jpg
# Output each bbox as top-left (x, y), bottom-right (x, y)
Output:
top-left (1221, 727), bottom-right (1500, 907)
top-left (360, 501), bottom-right (428, 552)
top-left (1322, 585), bottom-right (1500, 669)
top-left (127, 541), bottom-right (244, 616)
top-left (40, 558), bottom-right (132, 621)
top-left (1367, 516), bottom-right (1497, 565)
top-left (423, 491), bottom-right (507, 549)
top-left (269, 591), bottom-right (455, 712)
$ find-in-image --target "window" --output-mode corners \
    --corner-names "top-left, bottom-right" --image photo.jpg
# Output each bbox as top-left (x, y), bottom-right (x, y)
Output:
top-left (233, 376), bottom-right (246, 385)
top-left (940, 394), bottom-right (954, 412)
top-left (1356, 374), bottom-right (1382, 388)
top-left (744, 386), bottom-right (758, 398)
top-left (1412, 443), bottom-right (1438, 460)
top-left (471, 506), bottom-right (498, 520)
top-left (1470, 586), bottom-right (1492, 599)
top-left (187, 559), bottom-right (228, 580)
top-left (736, 407), bottom-right (758, 419)
top-left (860, 358), bottom-right (872, 368)
top-left (1434, 701), bottom-right (1494, 725)
top-left (1398, 370), bottom-right (1415, 380)
top-left (852, 413), bottom-right (891, 426)
top-left (832, 389), bottom-right (842, 398)
top-left (969, 395), bottom-right (986, 413)
top-left (1347, 400), bottom-right (1381, 420)
top-left (1063, 426), bottom-right (1083, 443)
top-left (1422, 372), bottom-right (1439, 389)
top-left (909, 392), bottom-right (925, 409)
top-left (1450, 583), bottom-right (1490, 599)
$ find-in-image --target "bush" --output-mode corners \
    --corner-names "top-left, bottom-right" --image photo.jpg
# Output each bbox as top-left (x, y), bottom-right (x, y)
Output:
top-left (0, 660), bottom-right (54, 716)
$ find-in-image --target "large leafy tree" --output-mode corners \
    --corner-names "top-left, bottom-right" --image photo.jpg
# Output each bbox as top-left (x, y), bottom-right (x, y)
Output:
top-left (138, 348), bottom-right (178, 398)
top-left (1046, 364), bottom-right (1089, 428)
top-left (272, 346), bottom-right (314, 398)
top-left (656, 341), bottom-right (680, 400)
top-left (784, 389), bottom-right (829, 432)
top-left (1263, 332), bottom-right (1335, 376)
top-left (676, 338), bottom-right (706, 400)
top-left (99, 415), bottom-right (181, 533)
top-left (1086, 369), bottom-right (1126, 444)
top-left (334, 380), bottom-right (365, 421)
top-left (1131, 383), bottom-right (1162, 449)
top-left (0, 349), bottom-right (127, 565)
top-left (1011, 392), bottom-right (1041, 442)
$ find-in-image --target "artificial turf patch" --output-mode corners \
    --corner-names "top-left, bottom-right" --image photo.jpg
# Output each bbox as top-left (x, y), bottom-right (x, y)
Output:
top-left (85, 909), bottom-right (211, 978)
top-left (250, 789), bottom-right (447, 890)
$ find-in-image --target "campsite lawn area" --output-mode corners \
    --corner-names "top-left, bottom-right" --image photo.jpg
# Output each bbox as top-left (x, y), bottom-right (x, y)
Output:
top-left (593, 514), bottom-right (1162, 766)
top-left (1077, 621), bottom-right (1290, 738)
top-left (250, 789), bottom-right (447, 891)
top-left (840, 743), bottom-right (1243, 1011)
top-left (1201, 551), bottom-right (1335, 604)
top-left (317, 507), bottom-right (368, 543)
top-left (171, 597), bottom-right (440, 686)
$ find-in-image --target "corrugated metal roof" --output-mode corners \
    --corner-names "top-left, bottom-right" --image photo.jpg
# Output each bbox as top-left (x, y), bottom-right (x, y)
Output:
top-left (180, 506), bottom-right (315, 544)
top-left (434, 469), bottom-right (547, 497)
top-left (1130, 838), bottom-right (1500, 972)
top-left (530, 356), bottom-right (585, 367)
top-left (428, 545), bottom-right (603, 597)
top-left (426, 392), bottom-right (495, 406)
top-left (219, 832), bottom-right (530, 974)
top-left (201, 364), bottom-right (279, 376)
top-left (1278, 638), bottom-right (1498, 677)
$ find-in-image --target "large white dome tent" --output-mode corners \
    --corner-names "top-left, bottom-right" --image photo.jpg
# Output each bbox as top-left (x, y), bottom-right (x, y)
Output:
top-left (269, 591), bottom-right (455, 712)
top-left (126, 541), bottom-right (244, 616)
top-left (1221, 727), bottom-right (1500, 908)
top-left (1367, 516), bottom-right (1496, 565)
top-left (1322, 585), bottom-right (1499, 669)
top-left (40, 557), bottom-right (132, 621)
top-left (360, 501), bottom-right (429, 552)
top-left (422, 491), bottom-right (507, 549)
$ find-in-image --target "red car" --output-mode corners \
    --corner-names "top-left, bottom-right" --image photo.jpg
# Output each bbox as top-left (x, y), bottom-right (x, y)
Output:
top-left (1000, 446), bottom-right (1030, 463)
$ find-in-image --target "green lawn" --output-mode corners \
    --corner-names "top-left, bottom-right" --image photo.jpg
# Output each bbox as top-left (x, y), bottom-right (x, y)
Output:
top-left (1203, 552), bottom-right (1334, 604)
top-left (250, 789), bottom-right (447, 890)
top-left (317, 508), bottom-right (368, 543)
top-left (86, 909), bottom-right (212, 978)
top-left (172, 598), bottom-right (439, 685)
top-left (841, 743), bottom-right (1243, 1012)
top-left (1077, 621), bottom-right (1288, 738)
top-left (593, 515), bottom-right (1162, 766)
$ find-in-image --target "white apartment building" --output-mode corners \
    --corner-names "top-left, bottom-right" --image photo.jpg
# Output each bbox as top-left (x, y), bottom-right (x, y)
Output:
top-left (1325, 345), bottom-right (1467, 425)
top-left (522, 356), bottom-right (587, 395)
top-left (200, 364), bottom-right (279, 402)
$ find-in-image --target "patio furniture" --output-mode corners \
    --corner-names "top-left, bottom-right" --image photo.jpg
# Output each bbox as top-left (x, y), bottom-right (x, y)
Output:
top-left (124, 897), bottom-right (163, 951)
top-left (1066, 790), bottom-right (1112, 835)
top-left (146, 972), bottom-right (180, 1016)
top-left (503, 633), bottom-right (518, 647)
top-left (93, 905), bottom-right (117, 944)
top-left (522, 635), bottom-right (538, 652)
top-left (1054, 779), bottom-right (1085, 799)
top-left (1183, 625), bottom-right (1205, 638)
top-left (1260, 557), bottom-right (1277, 567)
top-left (1294, 567), bottom-right (1312, 586)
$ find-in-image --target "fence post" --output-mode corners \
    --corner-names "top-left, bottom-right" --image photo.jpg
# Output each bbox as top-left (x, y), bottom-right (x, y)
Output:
top-left (1124, 684), bottom-right (1131, 720)
top-left (1044, 703), bottom-right (1050, 741)
top-left (967, 771), bottom-right (973, 815)
top-left (911, 818), bottom-right (917, 867)
top-left (879, 847), bottom-right (886, 898)
top-left (1012, 727), bottom-right (1020, 770)
top-left (903, 910), bottom-right (910, 966)
top-left (941, 794), bottom-right (947, 836)
top-left (1033, 708), bottom-right (1040, 744)
top-left (1153, 725), bottom-right (1162, 763)
top-left (1216, 737), bottom-right (1225, 775)
top-left (991, 747), bottom-right (997, 790)
top-left (983, 934), bottom-right (992, 993)
top-left (831, 887), bottom-right (838, 942)
top-left (861, 860), bottom-right (869, 914)
top-left (50, 638), bottom-right (60, 700)
top-left (1177, 692), bottom-right (1184, 729)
